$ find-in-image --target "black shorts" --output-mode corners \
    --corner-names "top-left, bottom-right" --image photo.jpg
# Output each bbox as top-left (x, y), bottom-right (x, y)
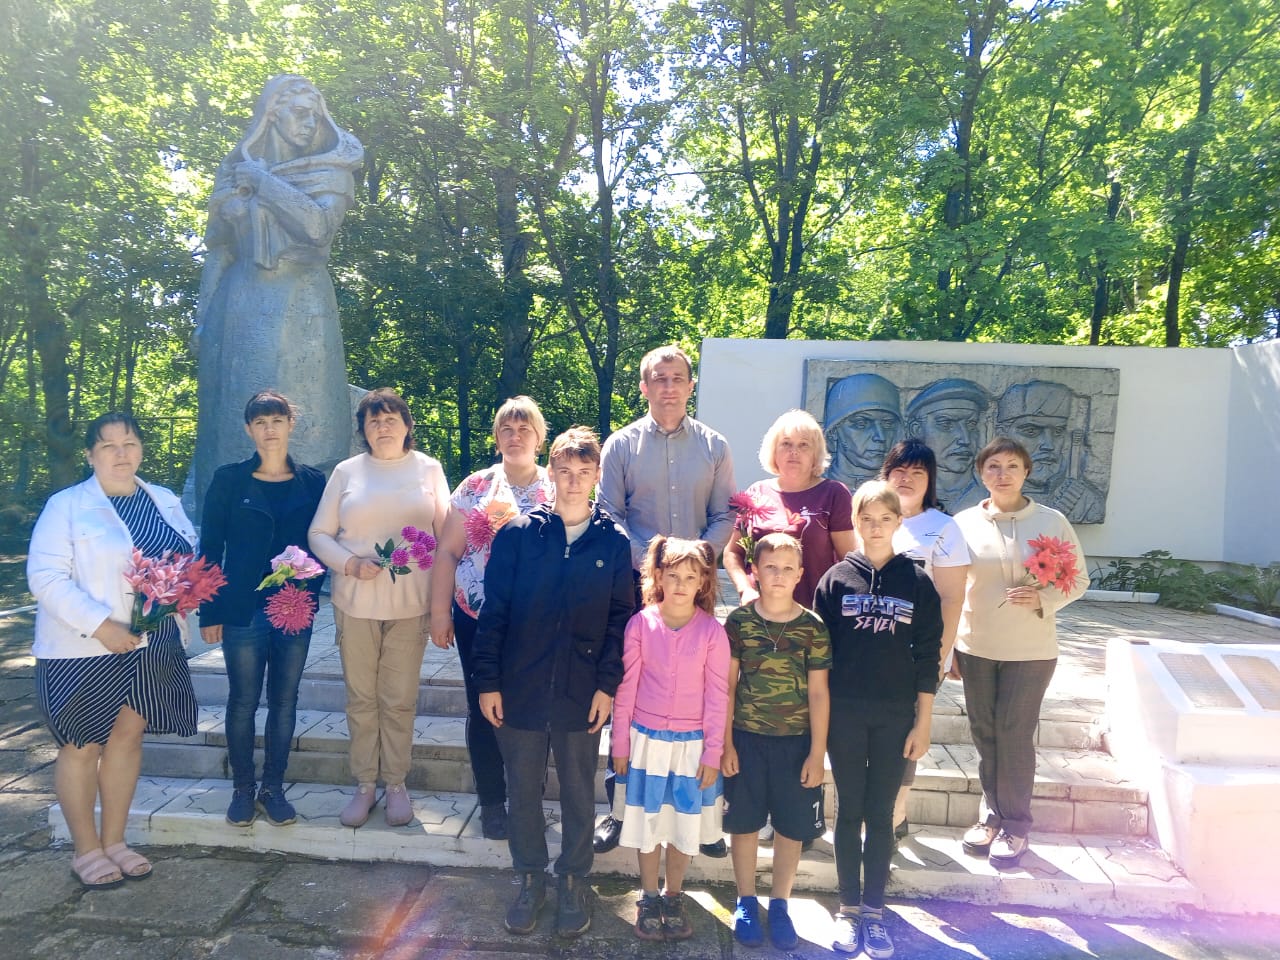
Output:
top-left (723, 729), bottom-right (825, 841)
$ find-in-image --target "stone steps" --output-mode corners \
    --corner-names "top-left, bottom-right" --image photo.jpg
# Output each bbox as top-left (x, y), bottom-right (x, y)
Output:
top-left (143, 705), bottom-right (1149, 836)
top-left (47, 775), bottom-right (1196, 920)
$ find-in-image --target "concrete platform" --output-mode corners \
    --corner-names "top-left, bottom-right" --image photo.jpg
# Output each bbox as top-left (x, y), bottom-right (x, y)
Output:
top-left (47, 775), bottom-right (1199, 920)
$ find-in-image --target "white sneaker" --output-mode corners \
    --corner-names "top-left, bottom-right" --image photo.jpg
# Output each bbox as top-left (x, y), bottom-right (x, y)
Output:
top-left (989, 831), bottom-right (1028, 868)
top-left (832, 910), bottom-right (860, 953)
top-left (961, 822), bottom-right (998, 855)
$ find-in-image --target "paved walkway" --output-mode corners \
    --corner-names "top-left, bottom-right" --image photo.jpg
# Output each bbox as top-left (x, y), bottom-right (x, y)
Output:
top-left (3, 603), bottom-right (1280, 959)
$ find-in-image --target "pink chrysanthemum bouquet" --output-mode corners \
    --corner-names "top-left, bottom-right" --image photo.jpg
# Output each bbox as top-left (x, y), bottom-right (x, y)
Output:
top-left (256, 545), bottom-right (326, 634)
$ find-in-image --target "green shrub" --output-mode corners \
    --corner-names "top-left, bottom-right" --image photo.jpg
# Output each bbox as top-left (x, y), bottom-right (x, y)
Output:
top-left (1093, 550), bottom-right (1222, 612)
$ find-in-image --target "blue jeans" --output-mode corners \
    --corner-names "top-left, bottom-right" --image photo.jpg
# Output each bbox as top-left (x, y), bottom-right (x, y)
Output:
top-left (222, 610), bottom-right (312, 790)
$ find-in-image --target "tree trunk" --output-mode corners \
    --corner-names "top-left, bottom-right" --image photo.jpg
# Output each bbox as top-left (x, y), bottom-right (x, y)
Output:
top-left (1090, 180), bottom-right (1123, 345)
top-left (493, 161), bottom-right (533, 401)
top-left (19, 140), bottom-right (79, 490)
top-left (1164, 54), bottom-right (1214, 348)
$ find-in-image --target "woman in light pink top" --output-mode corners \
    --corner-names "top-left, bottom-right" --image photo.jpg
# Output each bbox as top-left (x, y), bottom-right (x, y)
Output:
top-left (309, 388), bottom-right (450, 828)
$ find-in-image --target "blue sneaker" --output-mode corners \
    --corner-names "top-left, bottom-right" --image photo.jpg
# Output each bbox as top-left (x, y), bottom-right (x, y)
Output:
top-left (733, 895), bottom-right (763, 947)
top-left (255, 785), bottom-right (297, 826)
top-left (768, 898), bottom-right (798, 950)
top-left (226, 786), bottom-right (256, 827)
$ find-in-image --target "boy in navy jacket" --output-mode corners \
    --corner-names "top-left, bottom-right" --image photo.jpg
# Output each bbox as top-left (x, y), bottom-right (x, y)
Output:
top-left (474, 427), bottom-right (633, 940)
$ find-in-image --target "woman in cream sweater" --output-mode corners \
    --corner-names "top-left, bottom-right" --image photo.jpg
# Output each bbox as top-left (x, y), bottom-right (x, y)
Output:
top-left (952, 437), bottom-right (1088, 868)
top-left (310, 388), bottom-right (450, 828)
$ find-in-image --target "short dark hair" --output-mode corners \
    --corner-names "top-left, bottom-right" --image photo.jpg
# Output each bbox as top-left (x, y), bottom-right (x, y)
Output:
top-left (243, 390), bottom-right (297, 424)
top-left (84, 412), bottom-right (145, 451)
top-left (880, 439), bottom-right (940, 511)
top-left (356, 388), bottom-right (414, 452)
top-left (975, 436), bottom-right (1032, 473)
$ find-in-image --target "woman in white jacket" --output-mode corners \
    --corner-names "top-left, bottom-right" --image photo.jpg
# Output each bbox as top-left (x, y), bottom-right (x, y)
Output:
top-left (952, 437), bottom-right (1088, 868)
top-left (27, 413), bottom-right (199, 889)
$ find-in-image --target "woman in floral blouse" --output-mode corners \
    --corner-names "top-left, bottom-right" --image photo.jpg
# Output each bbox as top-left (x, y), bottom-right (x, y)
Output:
top-left (429, 396), bottom-right (554, 839)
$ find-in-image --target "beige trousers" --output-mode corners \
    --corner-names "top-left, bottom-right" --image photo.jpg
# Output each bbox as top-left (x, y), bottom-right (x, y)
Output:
top-left (333, 608), bottom-right (429, 786)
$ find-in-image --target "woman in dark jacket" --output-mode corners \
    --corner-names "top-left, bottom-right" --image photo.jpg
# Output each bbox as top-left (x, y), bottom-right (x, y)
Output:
top-left (198, 391), bottom-right (326, 828)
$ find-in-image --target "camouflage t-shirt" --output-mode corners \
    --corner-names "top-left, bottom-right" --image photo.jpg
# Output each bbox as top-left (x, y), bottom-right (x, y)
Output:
top-left (725, 604), bottom-right (831, 736)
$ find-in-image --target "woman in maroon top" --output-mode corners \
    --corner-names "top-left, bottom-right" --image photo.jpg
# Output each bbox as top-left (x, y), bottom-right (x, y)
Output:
top-left (724, 410), bottom-right (856, 608)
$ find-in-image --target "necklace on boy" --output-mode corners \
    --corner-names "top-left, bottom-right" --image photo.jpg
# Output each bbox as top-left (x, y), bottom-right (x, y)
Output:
top-left (763, 618), bottom-right (789, 652)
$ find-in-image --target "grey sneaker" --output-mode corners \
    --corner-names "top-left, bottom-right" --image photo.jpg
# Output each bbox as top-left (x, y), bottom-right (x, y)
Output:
top-left (504, 872), bottom-right (546, 934)
top-left (989, 831), bottom-right (1029, 868)
top-left (861, 910), bottom-right (895, 959)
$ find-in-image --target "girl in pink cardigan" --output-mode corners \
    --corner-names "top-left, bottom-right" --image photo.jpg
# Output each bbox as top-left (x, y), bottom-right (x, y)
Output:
top-left (611, 536), bottom-right (730, 941)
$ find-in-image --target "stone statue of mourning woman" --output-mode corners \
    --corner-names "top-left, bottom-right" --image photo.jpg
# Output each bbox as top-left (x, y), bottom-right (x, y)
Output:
top-left (190, 75), bottom-right (364, 516)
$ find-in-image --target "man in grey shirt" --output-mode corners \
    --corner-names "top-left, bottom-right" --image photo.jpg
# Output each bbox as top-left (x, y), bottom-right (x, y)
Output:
top-left (595, 343), bottom-right (736, 855)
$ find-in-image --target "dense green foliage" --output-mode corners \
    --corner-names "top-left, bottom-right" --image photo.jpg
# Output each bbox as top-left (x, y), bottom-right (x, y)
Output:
top-left (1, 0), bottom-right (1277, 506)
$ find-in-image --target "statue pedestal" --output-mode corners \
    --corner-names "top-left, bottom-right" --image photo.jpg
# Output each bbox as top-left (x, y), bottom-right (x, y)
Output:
top-left (1106, 636), bottom-right (1280, 914)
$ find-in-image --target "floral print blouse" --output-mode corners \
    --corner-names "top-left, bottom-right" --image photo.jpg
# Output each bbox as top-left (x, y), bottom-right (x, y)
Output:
top-left (449, 464), bottom-right (554, 618)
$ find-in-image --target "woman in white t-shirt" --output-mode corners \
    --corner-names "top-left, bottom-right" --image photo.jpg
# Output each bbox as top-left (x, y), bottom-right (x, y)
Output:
top-left (879, 439), bottom-right (970, 841)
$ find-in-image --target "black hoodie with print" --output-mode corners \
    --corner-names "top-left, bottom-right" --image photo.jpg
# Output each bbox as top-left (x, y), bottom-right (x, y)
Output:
top-left (813, 551), bottom-right (943, 712)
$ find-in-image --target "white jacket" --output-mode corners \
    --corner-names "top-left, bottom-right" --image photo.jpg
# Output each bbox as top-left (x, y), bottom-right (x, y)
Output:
top-left (28, 475), bottom-right (196, 659)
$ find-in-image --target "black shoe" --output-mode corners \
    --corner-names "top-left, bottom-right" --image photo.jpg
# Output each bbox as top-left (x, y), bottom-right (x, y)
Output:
top-left (894, 818), bottom-right (909, 841)
top-left (699, 838), bottom-right (728, 858)
top-left (555, 874), bottom-right (592, 938)
top-left (480, 803), bottom-right (508, 840)
top-left (593, 815), bottom-right (622, 853)
top-left (504, 872), bottom-right (546, 934)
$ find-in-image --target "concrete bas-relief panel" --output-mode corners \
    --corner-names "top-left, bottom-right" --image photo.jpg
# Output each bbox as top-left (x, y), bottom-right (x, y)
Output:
top-left (803, 359), bottom-right (1118, 522)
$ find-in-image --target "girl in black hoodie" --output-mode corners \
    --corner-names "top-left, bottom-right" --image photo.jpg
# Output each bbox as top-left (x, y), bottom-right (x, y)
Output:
top-left (813, 481), bottom-right (942, 958)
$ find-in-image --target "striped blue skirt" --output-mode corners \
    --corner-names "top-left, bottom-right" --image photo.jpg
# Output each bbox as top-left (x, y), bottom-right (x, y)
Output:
top-left (612, 722), bottom-right (724, 856)
top-left (35, 622), bottom-right (197, 748)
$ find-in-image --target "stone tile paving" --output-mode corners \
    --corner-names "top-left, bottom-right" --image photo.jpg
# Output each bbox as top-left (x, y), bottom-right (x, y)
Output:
top-left (5, 606), bottom-right (1280, 957)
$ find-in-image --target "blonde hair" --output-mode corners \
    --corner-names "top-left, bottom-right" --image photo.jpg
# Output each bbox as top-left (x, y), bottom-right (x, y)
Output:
top-left (753, 531), bottom-right (803, 566)
top-left (639, 344), bottom-right (694, 383)
top-left (492, 395), bottom-right (548, 450)
top-left (851, 479), bottom-right (902, 518)
top-left (641, 536), bottom-right (718, 614)
top-left (759, 409), bottom-right (831, 478)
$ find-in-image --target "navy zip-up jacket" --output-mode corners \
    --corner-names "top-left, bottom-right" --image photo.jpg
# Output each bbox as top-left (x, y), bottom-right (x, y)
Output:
top-left (472, 503), bottom-right (633, 732)
top-left (197, 454), bottom-right (326, 627)
top-left (814, 551), bottom-right (942, 713)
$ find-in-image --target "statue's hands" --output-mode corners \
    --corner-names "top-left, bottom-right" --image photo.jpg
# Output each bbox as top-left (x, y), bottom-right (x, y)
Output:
top-left (233, 157), bottom-right (270, 193)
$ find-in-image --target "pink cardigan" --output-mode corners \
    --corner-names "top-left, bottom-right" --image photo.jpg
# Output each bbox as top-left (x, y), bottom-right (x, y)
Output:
top-left (610, 605), bottom-right (730, 768)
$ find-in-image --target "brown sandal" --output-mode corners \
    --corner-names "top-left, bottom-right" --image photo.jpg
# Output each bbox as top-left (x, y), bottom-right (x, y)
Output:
top-left (103, 842), bottom-right (152, 880)
top-left (71, 849), bottom-right (124, 889)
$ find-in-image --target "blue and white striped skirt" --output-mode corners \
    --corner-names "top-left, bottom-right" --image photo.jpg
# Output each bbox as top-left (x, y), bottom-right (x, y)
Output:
top-left (35, 623), bottom-right (197, 748)
top-left (613, 722), bottom-right (724, 856)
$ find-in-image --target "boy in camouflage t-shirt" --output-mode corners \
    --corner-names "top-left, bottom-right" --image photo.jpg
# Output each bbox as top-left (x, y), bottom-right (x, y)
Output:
top-left (721, 533), bottom-right (831, 950)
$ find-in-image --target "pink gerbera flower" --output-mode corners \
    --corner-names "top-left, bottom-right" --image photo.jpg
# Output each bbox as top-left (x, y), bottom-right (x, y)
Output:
top-left (264, 583), bottom-right (317, 635)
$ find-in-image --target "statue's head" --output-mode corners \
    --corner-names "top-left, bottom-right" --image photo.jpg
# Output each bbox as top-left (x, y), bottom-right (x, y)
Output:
top-left (243, 75), bottom-right (339, 160)
top-left (822, 373), bottom-right (902, 474)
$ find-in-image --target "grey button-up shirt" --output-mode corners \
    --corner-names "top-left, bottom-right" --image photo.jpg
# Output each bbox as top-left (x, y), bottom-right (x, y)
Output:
top-left (599, 413), bottom-right (737, 570)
